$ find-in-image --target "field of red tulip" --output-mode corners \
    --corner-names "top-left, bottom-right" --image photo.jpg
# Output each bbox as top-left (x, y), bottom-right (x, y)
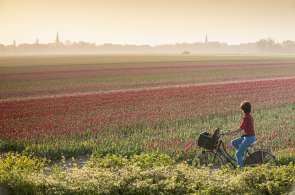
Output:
top-left (0, 55), bottom-right (294, 159)
top-left (0, 55), bottom-right (295, 194)
top-left (1, 76), bottom-right (295, 141)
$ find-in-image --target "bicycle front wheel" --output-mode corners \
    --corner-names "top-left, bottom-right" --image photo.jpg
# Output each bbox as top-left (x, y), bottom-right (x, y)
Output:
top-left (197, 151), bottom-right (224, 169)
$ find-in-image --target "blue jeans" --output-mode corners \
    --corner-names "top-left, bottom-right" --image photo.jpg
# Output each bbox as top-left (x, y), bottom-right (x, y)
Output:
top-left (231, 136), bottom-right (256, 168)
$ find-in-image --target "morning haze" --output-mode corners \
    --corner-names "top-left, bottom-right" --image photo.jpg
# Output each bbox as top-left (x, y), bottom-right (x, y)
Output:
top-left (0, 0), bottom-right (295, 45)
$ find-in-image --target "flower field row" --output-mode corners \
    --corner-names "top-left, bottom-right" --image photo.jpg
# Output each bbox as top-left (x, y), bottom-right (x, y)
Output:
top-left (2, 55), bottom-right (295, 99)
top-left (1, 77), bottom-right (295, 140)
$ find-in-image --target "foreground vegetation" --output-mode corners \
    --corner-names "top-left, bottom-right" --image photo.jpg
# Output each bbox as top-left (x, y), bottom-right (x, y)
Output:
top-left (1, 104), bottom-right (294, 194)
top-left (0, 153), bottom-right (294, 195)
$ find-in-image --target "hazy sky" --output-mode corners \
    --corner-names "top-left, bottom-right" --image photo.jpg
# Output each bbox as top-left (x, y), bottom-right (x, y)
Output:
top-left (0, 0), bottom-right (295, 45)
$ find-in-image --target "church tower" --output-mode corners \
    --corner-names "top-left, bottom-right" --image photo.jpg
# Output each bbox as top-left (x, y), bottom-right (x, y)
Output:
top-left (13, 40), bottom-right (16, 47)
top-left (55, 32), bottom-right (60, 44)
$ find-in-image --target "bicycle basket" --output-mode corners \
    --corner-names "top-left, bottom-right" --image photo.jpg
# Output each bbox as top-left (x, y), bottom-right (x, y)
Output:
top-left (197, 131), bottom-right (217, 150)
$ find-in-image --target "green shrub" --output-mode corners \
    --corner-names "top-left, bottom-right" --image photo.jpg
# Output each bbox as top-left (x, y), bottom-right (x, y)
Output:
top-left (130, 153), bottom-right (174, 168)
top-left (87, 154), bottom-right (128, 168)
top-left (0, 153), bottom-right (46, 195)
top-left (0, 140), bottom-right (25, 153)
top-left (0, 154), bottom-right (294, 194)
top-left (0, 153), bottom-right (45, 173)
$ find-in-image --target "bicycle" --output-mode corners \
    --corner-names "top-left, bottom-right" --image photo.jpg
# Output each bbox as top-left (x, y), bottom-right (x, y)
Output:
top-left (195, 128), bottom-right (277, 168)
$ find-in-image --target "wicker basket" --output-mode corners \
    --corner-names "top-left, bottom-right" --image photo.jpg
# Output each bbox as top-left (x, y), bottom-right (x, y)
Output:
top-left (197, 131), bottom-right (217, 150)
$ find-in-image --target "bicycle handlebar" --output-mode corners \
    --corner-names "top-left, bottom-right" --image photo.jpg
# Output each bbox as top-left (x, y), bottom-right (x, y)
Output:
top-left (214, 129), bottom-right (231, 140)
top-left (219, 130), bottom-right (231, 136)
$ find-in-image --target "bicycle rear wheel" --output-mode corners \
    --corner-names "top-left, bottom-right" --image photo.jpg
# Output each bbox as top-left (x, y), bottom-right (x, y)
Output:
top-left (244, 150), bottom-right (277, 166)
top-left (196, 151), bottom-right (224, 169)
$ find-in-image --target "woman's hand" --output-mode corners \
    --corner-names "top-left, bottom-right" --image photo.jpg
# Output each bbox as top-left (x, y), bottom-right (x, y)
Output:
top-left (221, 129), bottom-right (231, 135)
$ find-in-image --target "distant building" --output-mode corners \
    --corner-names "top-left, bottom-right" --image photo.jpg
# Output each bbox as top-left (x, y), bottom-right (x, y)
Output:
top-left (182, 51), bottom-right (190, 55)
top-left (204, 34), bottom-right (208, 44)
top-left (0, 33), bottom-right (294, 54)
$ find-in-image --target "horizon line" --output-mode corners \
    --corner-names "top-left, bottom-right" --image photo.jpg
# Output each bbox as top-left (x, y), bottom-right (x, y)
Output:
top-left (0, 38), bottom-right (292, 47)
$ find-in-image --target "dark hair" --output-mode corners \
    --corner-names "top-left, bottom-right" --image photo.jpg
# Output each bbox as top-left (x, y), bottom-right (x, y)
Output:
top-left (240, 101), bottom-right (251, 113)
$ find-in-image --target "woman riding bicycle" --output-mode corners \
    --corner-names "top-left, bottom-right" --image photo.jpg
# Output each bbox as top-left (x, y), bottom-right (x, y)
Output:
top-left (225, 101), bottom-right (256, 168)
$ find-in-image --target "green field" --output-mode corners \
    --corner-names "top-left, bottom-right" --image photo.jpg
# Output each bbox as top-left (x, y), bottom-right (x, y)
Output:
top-left (1, 55), bottom-right (295, 98)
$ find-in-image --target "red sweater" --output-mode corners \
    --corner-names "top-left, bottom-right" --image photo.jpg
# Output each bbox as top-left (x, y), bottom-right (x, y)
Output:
top-left (240, 113), bottom-right (255, 136)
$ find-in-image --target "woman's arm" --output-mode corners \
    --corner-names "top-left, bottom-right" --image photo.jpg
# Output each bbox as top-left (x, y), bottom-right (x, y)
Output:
top-left (227, 128), bottom-right (242, 135)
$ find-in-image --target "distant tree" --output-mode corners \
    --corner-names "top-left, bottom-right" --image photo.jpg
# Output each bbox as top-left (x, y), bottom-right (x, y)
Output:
top-left (256, 38), bottom-right (279, 51)
top-left (282, 40), bottom-right (295, 49)
top-left (0, 44), bottom-right (5, 53)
